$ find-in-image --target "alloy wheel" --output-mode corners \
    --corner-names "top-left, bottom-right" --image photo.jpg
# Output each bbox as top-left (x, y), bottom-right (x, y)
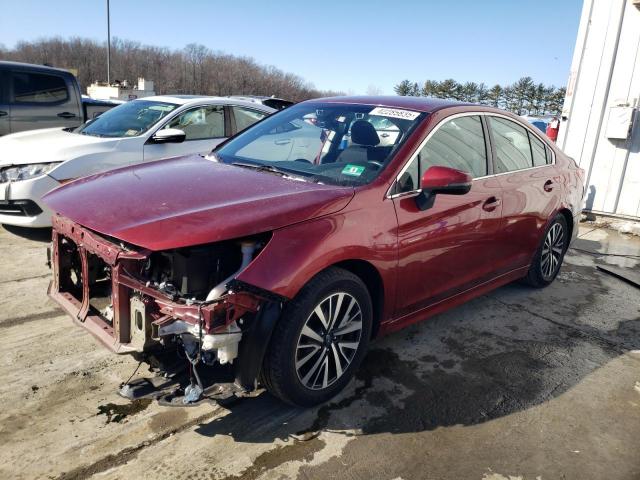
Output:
top-left (541, 222), bottom-right (565, 279)
top-left (295, 292), bottom-right (363, 390)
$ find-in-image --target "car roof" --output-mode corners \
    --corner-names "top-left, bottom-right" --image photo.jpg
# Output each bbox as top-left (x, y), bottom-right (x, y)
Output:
top-left (227, 95), bottom-right (289, 102)
top-left (307, 95), bottom-right (473, 113)
top-left (142, 95), bottom-right (226, 105)
top-left (135, 95), bottom-right (276, 111)
top-left (0, 60), bottom-right (74, 75)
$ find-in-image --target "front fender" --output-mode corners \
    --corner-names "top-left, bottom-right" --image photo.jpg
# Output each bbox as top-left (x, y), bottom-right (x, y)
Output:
top-left (236, 202), bottom-right (398, 319)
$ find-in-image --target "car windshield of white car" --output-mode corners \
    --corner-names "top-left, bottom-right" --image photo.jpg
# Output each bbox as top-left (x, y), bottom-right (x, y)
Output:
top-left (77, 100), bottom-right (178, 138)
top-left (214, 102), bottom-right (426, 186)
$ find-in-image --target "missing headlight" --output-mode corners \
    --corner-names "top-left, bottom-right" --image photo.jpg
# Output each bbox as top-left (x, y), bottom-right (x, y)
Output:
top-left (141, 233), bottom-right (271, 302)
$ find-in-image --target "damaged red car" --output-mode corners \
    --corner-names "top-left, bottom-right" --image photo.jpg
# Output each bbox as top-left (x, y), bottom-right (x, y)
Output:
top-left (43, 96), bottom-right (584, 407)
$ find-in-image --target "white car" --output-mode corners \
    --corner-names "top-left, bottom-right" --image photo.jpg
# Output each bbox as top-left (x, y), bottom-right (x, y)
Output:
top-left (0, 95), bottom-right (274, 227)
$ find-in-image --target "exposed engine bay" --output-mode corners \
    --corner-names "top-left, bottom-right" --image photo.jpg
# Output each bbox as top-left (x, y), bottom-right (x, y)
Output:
top-left (49, 215), bottom-right (281, 404)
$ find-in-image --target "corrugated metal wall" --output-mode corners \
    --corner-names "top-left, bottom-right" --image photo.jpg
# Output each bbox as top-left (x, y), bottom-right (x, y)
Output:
top-left (558, 0), bottom-right (640, 220)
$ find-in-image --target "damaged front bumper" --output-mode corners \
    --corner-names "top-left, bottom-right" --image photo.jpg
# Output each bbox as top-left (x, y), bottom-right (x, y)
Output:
top-left (47, 215), bottom-right (280, 365)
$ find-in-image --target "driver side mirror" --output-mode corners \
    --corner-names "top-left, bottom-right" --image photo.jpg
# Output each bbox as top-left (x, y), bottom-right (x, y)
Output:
top-left (415, 166), bottom-right (472, 211)
top-left (150, 128), bottom-right (186, 144)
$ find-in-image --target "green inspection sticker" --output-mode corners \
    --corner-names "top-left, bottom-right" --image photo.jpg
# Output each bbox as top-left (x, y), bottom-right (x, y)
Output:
top-left (342, 164), bottom-right (365, 176)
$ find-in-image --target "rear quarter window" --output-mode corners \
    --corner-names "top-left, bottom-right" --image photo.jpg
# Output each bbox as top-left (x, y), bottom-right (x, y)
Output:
top-left (529, 131), bottom-right (548, 167)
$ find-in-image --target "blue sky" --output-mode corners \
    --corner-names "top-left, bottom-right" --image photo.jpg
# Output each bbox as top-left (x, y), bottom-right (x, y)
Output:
top-left (0, 0), bottom-right (584, 94)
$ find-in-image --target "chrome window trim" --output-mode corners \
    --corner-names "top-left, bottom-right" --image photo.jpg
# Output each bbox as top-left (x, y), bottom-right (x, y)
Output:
top-left (385, 111), bottom-right (556, 199)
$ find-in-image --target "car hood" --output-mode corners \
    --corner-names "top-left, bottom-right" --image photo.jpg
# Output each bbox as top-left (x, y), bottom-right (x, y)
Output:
top-left (0, 128), bottom-right (120, 166)
top-left (43, 155), bottom-right (355, 251)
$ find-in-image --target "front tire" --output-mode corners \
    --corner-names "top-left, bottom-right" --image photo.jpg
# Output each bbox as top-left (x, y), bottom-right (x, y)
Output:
top-left (261, 267), bottom-right (372, 407)
top-left (523, 214), bottom-right (569, 288)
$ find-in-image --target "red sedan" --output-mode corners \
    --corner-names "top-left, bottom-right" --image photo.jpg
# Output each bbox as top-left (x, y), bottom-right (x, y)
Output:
top-left (43, 96), bottom-right (585, 407)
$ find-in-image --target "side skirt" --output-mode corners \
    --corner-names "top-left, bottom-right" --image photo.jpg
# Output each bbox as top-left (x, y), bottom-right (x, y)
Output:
top-left (379, 266), bottom-right (529, 336)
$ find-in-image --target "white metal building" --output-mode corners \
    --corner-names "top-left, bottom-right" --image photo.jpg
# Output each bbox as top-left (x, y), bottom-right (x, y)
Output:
top-left (87, 78), bottom-right (155, 102)
top-left (559, 0), bottom-right (640, 220)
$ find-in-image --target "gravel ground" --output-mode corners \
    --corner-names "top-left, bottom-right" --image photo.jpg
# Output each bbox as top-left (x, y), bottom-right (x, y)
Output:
top-left (0, 223), bottom-right (638, 480)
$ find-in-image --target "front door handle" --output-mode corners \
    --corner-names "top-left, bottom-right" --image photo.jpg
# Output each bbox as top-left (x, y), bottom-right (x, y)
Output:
top-left (482, 196), bottom-right (501, 212)
top-left (544, 180), bottom-right (554, 192)
top-left (57, 112), bottom-right (77, 119)
top-left (0, 111), bottom-right (8, 117)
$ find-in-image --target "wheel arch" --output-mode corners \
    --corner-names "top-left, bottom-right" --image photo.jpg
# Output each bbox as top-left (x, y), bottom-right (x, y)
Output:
top-left (557, 207), bottom-right (574, 250)
top-left (331, 259), bottom-right (384, 339)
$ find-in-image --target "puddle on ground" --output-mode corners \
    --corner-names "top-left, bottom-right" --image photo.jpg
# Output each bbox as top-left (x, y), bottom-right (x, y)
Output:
top-left (97, 398), bottom-right (152, 424)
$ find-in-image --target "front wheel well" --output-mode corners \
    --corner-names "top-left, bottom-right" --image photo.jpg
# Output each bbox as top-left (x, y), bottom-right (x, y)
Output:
top-left (332, 259), bottom-right (384, 339)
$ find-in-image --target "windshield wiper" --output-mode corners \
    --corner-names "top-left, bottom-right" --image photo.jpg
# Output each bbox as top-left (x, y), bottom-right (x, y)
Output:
top-left (78, 131), bottom-right (106, 137)
top-left (232, 162), bottom-right (292, 177)
top-left (231, 161), bottom-right (320, 183)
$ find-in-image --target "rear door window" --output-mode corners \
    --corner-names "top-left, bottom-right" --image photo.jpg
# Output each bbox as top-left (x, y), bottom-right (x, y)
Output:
top-left (11, 72), bottom-right (69, 104)
top-left (489, 116), bottom-right (533, 173)
top-left (233, 106), bottom-right (268, 133)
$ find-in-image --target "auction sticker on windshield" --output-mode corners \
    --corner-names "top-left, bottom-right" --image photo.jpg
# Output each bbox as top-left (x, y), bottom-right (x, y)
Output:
top-left (342, 164), bottom-right (365, 176)
top-left (369, 107), bottom-right (420, 121)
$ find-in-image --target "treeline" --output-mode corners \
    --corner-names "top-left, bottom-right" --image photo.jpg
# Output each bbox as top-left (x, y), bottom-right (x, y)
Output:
top-left (394, 77), bottom-right (565, 116)
top-left (0, 37), bottom-right (342, 102)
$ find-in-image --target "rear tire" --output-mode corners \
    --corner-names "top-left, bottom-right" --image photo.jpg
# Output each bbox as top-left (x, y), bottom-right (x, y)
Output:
top-left (261, 267), bottom-right (372, 407)
top-left (522, 214), bottom-right (569, 288)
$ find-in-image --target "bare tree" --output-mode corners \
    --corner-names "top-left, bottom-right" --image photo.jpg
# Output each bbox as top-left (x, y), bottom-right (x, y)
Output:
top-left (1, 37), bottom-right (343, 101)
top-left (366, 85), bottom-right (383, 96)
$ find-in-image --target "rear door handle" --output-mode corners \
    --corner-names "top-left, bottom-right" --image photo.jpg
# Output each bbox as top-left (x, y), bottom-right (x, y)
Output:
top-left (0, 110), bottom-right (7, 117)
top-left (544, 180), bottom-right (554, 192)
top-left (57, 112), bottom-right (77, 119)
top-left (482, 196), bottom-right (501, 212)
top-left (274, 139), bottom-right (291, 145)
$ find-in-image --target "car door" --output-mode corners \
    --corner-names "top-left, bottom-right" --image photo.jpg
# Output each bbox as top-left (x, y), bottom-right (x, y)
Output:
top-left (486, 115), bottom-right (561, 273)
top-left (143, 104), bottom-right (229, 161)
top-left (391, 113), bottom-right (504, 318)
top-left (0, 70), bottom-right (9, 136)
top-left (9, 69), bottom-right (81, 132)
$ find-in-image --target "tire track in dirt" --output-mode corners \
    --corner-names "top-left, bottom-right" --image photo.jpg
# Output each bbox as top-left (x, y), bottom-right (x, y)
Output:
top-left (0, 309), bottom-right (62, 329)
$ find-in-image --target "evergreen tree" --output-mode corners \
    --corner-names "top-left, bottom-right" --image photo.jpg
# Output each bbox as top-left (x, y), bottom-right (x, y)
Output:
top-left (462, 82), bottom-right (479, 102)
top-left (512, 76), bottom-right (534, 115)
top-left (421, 80), bottom-right (439, 97)
top-left (487, 84), bottom-right (503, 108)
top-left (394, 79), bottom-right (413, 96)
top-left (438, 79), bottom-right (459, 99)
top-left (476, 83), bottom-right (489, 104)
top-left (393, 76), bottom-right (565, 115)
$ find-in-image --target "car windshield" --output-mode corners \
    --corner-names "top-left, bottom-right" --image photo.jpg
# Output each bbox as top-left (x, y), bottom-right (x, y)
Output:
top-left (213, 102), bottom-right (426, 186)
top-left (77, 100), bottom-right (178, 138)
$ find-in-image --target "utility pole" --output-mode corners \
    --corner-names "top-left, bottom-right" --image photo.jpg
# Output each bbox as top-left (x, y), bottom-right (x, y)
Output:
top-left (106, 0), bottom-right (111, 84)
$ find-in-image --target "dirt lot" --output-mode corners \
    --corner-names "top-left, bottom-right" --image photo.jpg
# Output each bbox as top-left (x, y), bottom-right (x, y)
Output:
top-left (0, 223), bottom-right (639, 480)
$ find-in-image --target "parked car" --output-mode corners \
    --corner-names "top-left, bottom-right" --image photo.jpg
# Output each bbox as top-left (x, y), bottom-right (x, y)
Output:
top-left (0, 61), bottom-right (119, 136)
top-left (227, 95), bottom-right (294, 110)
top-left (43, 96), bottom-right (585, 407)
top-left (522, 115), bottom-right (550, 134)
top-left (0, 95), bottom-right (274, 227)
